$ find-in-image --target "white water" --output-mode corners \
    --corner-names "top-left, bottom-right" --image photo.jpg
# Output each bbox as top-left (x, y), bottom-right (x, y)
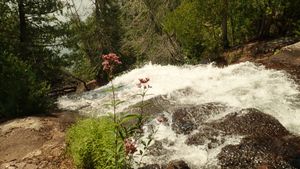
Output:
top-left (58, 62), bottom-right (300, 133)
top-left (58, 62), bottom-right (300, 168)
top-left (133, 112), bottom-right (243, 168)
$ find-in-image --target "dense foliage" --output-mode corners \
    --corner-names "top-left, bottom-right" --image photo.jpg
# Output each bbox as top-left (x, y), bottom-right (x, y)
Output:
top-left (67, 0), bottom-right (299, 67)
top-left (0, 53), bottom-right (52, 118)
top-left (0, 0), bottom-right (299, 117)
top-left (66, 117), bottom-right (125, 169)
top-left (0, 0), bottom-right (66, 118)
top-left (163, 0), bottom-right (300, 62)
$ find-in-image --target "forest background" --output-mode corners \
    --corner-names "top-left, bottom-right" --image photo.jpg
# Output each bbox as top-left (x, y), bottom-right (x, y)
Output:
top-left (0, 0), bottom-right (299, 118)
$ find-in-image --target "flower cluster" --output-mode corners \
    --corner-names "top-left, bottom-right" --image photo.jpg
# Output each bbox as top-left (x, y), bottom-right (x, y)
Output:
top-left (137, 77), bottom-right (151, 89)
top-left (101, 53), bottom-right (122, 71)
top-left (124, 138), bottom-right (137, 155)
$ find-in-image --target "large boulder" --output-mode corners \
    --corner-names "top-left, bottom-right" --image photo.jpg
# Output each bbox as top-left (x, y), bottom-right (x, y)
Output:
top-left (170, 103), bottom-right (228, 135)
top-left (218, 136), bottom-right (300, 169)
top-left (139, 160), bottom-right (191, 169)
top-left (208, 108), bottom-right (289, 137)
top-left (166, 104), bottom-right (300, 168)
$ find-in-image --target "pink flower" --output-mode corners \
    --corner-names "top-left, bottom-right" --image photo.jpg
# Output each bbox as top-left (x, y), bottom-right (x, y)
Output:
top-left (124, 138), bottom-right (137, 155)
top-left (101, 53), bottom-right (122, 71)
top-left (156, 116), bottom-right (168, 124)
top-left (137, 77), bottom-right (151, 89)
top-left (138, 78), bottom-right (150, 84)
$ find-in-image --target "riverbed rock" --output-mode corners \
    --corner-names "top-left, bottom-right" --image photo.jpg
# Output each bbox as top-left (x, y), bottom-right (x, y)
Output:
top-left (126, 96), bottom-right (171, 118)
top-left (166, 104), bottom-right (300, 169)
top-left (208, 108), bottom-right (289, 137)
top-left (170, 103), bottom-right (227, 135)
top-left (206, 108), bottom-right (300, 169)
top-left (139, 164), bottom-right (162, 169)
top-left (258, 41), bottom-right (300, 84)
top-left (229, 40), bottom-right (300, 85)
top-left (166, 160), bottom-right (190, 169)
top-left (218, 136), bottom-right (300, 169)
top-left (138, 160), bottom-right (191, 169)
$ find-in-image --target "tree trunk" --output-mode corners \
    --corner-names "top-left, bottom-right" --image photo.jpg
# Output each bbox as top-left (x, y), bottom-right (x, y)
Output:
top-left (17, 0), bottom-right (27, 60)
top-left (221, 0), bottom-right (229, 49)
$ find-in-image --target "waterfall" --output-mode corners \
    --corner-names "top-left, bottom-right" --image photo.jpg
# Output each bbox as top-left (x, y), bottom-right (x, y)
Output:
top-left (58, 62), bottom-right (300, 168)
top-left (58, 62), bottom-right (300, 134)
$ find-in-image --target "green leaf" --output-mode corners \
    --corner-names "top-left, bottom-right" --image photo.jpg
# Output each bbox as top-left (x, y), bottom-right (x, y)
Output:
top-left (147, 139), bottom-right (152, 146)
top-left (115, 100), bottom-right (125, 106)
top-left (117, 143), bottom-right (123, 153)
top-left (141, 140), bottom-right (146, 146)
top-left (120, 114), bottom-right (140, 124)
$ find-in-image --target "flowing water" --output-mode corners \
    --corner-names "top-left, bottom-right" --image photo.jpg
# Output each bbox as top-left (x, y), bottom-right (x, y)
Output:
top-left (58, 62), bottom-right (300, 168)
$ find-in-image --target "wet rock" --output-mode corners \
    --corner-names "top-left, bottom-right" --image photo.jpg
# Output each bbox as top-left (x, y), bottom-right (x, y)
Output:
top-left (139, 164), bottom-right (162, 169)
top-left (252, 41), bottom-right (300, 84)
top-left (185, 126), bottom-right (225, 147)
top-left (135, 100), bottom-right (300, 169)
top-left (218, 136), bottom-right (300, 169)
top-left (126, 96), bottom-right (171, 119)
top-left (171, 103), bottom-right (227, 134)
top-left (169, 104), bottom-right (300, 169)
top-left (208, 108), bottom-right (300, 169)
top-left (148, 140), bottom-right (170, 157)
top-left (208, 108), bottom-right (289, 137)
top-left (166, 160), bottom-right (190, 169)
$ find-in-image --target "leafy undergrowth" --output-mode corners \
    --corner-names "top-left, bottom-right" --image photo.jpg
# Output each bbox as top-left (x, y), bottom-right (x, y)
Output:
top-left (66, 53), bottom-right (154, 169)
top-left (66, 117), bottom-right (125, 169)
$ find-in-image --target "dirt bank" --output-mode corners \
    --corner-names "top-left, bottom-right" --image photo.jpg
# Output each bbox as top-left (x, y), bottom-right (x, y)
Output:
top-left (0, 111), bottom-right (79, 169)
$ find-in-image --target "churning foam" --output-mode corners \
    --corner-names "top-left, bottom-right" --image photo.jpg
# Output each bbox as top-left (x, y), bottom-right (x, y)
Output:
top-left (133, 112), bottom-right (242, 169)
top-left (58, 62), bottom-right (300, 168)
top-left (58, 62), bottom-right (300, 134)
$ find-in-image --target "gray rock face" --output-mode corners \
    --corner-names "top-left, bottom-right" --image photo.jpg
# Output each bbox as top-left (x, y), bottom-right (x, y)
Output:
top-left (127, 88), bottom-right (300, 169)
top-left (141, 100), bottom-right (300, 169)
top-left (139, 160), bottom-right (191, 169)
top-left (166, 160), bottom-right (190, 169)
top-left (170, 103), bottom-right (227, 135)
top-left (208, 108), bottom-right (290, 137)
top-left (211, 109), bottom-right (300, 169)
top-left (218, 136), bottom-right (300, 169)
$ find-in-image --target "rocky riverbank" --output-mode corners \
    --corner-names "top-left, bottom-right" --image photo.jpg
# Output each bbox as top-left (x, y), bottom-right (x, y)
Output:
top-left (224, 38), bottom-right (300, 84)
top-left (0, 112), bottom-right (78, 169)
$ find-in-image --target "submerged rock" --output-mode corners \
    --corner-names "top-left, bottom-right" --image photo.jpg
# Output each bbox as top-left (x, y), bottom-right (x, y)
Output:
top-left (166, 160), bottom-right (190, 169)
top-left (204, 108), bottom-right (300, 169)
top-left (218, 136), bottom-right (300, 169)
top-left (139, 164), bottom-right (162, 169)
top-left (170, 103), bottom-right (227, 135)
top-left (208, 108), bottom-right (289, 137)
top-left (126, 96), bottom-right (171, 118)
top-left (166, 104), bottom-right (300, 169)
top-left (139, 160), bottom-right (191, 169)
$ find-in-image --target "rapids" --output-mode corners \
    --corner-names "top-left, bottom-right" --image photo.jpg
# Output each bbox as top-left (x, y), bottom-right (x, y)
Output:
top-left (58, 62), bottom-right (300, 168)
top-left (58, 62), bottom-right (300, 134)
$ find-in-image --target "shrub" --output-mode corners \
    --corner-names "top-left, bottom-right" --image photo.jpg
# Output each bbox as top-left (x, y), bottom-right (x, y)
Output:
top-left (0, 52), bottom-right (52, 118)
top-left (67, 53), bottom-right (154, 169)
top-left (66, 117), bottom-right (125, 169)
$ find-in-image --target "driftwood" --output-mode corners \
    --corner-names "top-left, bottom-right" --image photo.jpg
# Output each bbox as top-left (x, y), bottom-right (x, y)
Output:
top-left (48, 86), bottom-right (77, 97)
top-left (59, 69), bottom-right (89, 91)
